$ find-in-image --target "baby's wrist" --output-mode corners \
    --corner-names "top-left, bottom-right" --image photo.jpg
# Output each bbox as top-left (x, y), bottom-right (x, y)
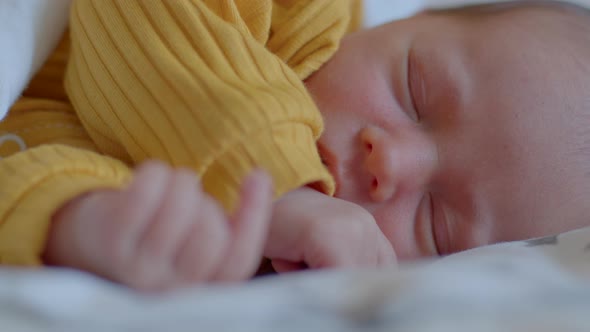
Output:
top-left (42, 191), bottom-right (97, 267)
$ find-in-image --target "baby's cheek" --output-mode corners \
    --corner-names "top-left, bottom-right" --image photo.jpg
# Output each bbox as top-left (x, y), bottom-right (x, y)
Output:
top-left (372, 204), bottom-right (422, 261)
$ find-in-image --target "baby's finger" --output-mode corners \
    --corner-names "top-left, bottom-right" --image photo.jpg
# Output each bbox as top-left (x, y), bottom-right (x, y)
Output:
top-left (174, 194), bottom-right (230, 284)
top-left (101, 162), bottom-right (172, 279)
top-left (130, 169), bottom-right (202, 290)
top-left (213, 170), bottom-right (273, 282)
top-left (118, 162), bottom-right (173, 252)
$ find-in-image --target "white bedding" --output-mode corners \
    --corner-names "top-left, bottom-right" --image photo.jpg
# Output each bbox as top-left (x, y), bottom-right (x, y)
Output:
top-left (2, 227), bottom-right (590, 331)
top-left (3, 2), bottom-right (590, 331)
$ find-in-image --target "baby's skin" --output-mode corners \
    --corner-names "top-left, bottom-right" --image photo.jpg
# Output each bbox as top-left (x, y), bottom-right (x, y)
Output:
top-left (45, 162), bottom-right (274, 290)
top-left (45, 2), bottom-right (590, 290)
top-left (45, 162), bottom-right (395, 290)
top-left (306, 2), bottom-right (590, 259)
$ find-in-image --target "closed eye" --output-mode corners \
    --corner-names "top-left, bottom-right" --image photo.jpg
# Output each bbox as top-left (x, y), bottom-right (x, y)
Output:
top-left (415, 193), bottom-right (439, 256)
top-left (407, 47), bottom-right (425, 123)
top-left (427, 193), bottom-right (441, 255)
top-left (430, 193), bottom-right (451, 256)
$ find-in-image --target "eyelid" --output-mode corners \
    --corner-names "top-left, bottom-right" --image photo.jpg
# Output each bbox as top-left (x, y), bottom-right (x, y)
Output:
top-left (406, 48), bottom-right (423, 123)
top-left (427, 193), bottom-right (440, 255)
top-left (416, 193), bottom-right (438, 256)
top-left (430, 193), bottom-right (450, 256)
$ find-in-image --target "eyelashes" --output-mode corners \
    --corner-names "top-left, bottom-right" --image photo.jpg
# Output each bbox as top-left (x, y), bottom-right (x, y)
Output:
top-left (407, 48), bottom-right (425, 123)
top-left (427, 192), bottom-right (441, 256)
top-left (415, 192), bottom-right (440, 256)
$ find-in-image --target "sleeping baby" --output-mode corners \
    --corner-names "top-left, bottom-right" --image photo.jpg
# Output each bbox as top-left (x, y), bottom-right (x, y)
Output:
top-left (1, 0), bottom-right (589, 290)
top-left (305, 0), bottom-right (590, 259)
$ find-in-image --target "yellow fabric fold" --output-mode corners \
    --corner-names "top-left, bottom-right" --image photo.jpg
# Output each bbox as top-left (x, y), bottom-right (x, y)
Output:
top-left (0, 0), bottom-right (363, 265)
top-left (65, 0), bottom-right (363, 209)
top-left (0, 145), bottom-right (130, 265)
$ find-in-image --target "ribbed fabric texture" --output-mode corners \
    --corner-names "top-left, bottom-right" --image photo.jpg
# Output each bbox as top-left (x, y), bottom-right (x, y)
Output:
top-left (0, 90), bottom-right (132, 265)
top-left (65, 0), bottom-right (360, 210)
top-left (0, 0), bottom-right (361, 265)
top-left (0, 145), bottom-right (130, 265)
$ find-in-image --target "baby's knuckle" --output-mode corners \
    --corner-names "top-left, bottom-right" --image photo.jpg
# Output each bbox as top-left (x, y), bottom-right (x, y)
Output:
top-left (204, 224), bottom-right (230, 249)
top-left (143, 230), bottom-right (176, 259)
top-left (125, 259), bottom-right (163, 290)
top-left (198, 206), bottom-right (231, 240)
top-left (101, 232), bottom-right (130, 266)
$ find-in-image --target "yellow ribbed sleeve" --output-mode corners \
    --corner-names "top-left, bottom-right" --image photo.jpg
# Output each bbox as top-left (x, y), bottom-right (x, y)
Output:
top-left (0, 145), bottom-right (130, 265)
top-left (0, 0), bottom-right (363, 266)
top-left (65, 0), bottom-right (359, 210)
top-left (0, 95), bottom-right (132, 265)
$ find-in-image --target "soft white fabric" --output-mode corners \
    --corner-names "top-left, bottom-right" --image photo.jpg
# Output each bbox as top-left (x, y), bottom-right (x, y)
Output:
top-left (0, 0), bottom-right (71, 120)
top-left (1, 227), bottom-right (590, 331)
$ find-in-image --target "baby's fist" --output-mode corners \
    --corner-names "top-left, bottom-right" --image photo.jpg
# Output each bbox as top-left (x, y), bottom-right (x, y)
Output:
top-left (45, 162), bottom-right (273, 290)
top-left (265, 188), bottom-right (397, 272)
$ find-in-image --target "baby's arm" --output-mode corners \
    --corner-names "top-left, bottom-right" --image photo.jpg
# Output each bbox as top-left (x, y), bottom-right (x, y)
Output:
top-left (0, 106), bottom-right (272, 289)
top-left (65, 0), bottom-right (354, 211)
top-left (265, 188), bottom-right (397, 272)
top-left (0, 101), bottom-right (271, 289)
top-left (62, 0), bottom-right (376, 279)
top-left (45, 162), bottom-right (273, 290)
top-left (0, 145), bottom-right (130, 266)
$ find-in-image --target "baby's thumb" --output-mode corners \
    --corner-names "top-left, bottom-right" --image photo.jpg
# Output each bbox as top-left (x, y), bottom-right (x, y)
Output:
top-left (214, 169), bottom-right (274, 282)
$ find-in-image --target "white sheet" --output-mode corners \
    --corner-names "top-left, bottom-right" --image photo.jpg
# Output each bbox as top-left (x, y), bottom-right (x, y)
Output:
top-left (0, 0), bottom-right (71, 120)
top-left (2, 227), bottom-right (590, 331)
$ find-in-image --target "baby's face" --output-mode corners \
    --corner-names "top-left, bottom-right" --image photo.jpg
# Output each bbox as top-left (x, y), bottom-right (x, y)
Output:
top-left (306, 8), bottom-right (590, 260)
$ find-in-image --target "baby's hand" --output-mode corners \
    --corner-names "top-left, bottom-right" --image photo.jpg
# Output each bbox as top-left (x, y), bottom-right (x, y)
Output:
top-left (44, 162), bottom-right (273, 291)
top-left (264, 188), bottom-right (396, 272)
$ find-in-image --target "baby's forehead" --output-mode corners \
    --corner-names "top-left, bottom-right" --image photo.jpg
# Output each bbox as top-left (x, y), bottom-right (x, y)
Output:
top-left (427, 1), bottom-right (590, 19)
top-left (426, 1), bottom-right (590, 54)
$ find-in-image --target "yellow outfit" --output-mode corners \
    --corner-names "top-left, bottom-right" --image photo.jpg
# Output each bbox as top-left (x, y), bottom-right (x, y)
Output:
top-left (0, 0), bottom-right (362, 265)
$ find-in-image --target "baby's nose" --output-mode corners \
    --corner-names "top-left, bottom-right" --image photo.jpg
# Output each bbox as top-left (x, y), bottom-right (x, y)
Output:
top-left (361, 126), bottom-right (437, 202)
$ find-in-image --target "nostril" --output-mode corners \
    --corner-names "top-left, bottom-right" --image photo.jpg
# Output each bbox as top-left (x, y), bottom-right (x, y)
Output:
top-left (372, 177), bottom-right (378, 190)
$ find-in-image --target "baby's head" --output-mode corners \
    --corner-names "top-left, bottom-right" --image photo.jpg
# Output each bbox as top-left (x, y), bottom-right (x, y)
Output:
top-left (306, 1), bottom-right (590, 260)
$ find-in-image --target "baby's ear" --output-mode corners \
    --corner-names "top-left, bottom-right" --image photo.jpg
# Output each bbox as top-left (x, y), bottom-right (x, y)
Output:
top-left (0, 0), bottom-right (71, 121)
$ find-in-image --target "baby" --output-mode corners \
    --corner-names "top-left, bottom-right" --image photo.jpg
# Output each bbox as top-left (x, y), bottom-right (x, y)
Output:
top-left (3, 0), bottom-right (590, 290)
top-left (306, 0), bottom-right (590, 259)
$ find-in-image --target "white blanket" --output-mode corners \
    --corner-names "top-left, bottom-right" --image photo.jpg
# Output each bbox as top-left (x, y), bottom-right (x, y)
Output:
top-left (0, 0), bottom-right (71, 120)
top-left (2, 227), bottom-right (590, 331)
